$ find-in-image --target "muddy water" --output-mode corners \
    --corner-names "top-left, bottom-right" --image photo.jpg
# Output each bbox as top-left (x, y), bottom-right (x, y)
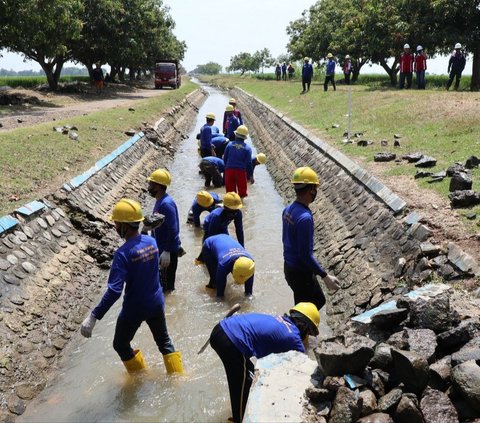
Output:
top-left (20, 85), bottom-right (330, 423)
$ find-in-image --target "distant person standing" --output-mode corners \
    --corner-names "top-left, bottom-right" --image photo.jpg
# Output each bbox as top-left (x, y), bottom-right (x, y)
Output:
top-left (223, 98), bottom-right (243, 132)
top-left (343, 55), bottom-right (352, 85)
top-left (399, 44), bottom-right (414, 89)
top-left (275, 64), bottom-right (281, 81)
top-left (301, 57), bottom-right (313, 94)
top-left (281, 62), bottom-right (287, 81)
top-left (92, 63), bottom-right (105, 95)
top-left (287, 63), bottom-right (295, 80)
top-left (324, 53), bottom-right (336, 91)
top-left (200, 113), bottom-right (216, 157)
top-left (414, 46), bottom-right (427, 89)
top-left (447, 43), bottom-right (467, 91)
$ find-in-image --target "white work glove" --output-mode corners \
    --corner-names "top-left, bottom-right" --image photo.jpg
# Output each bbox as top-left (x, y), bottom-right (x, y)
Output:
top-left (80, 314), bottom-right (97, 338)
top-left (160, 251), bottom-right (171, 269)
top-left (322, 274), bottom-right (340, 292)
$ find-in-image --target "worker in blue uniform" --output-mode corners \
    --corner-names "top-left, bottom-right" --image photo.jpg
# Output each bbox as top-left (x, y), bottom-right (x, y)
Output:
top-left (301, 57), bottom-right (314, 93)
top-left (210, 302), bottom-right (320, 423)
top-left (199, 112), bottom-right (216, 157)
top-left (203, 192), bottom-right (244, 246)
top-left (187, 190), bottom-right (222, 227)
top-left (80, 199), bottom-right (183, 374)
top-left (223, 125), bottom-right (253, 198)
top-left (283, 167), bottom-right (339, 310)
top-left (147, 168), bottom-right (182, 293)
top-left (212, 135), bottom-right (230, 158)
top-left (199, 155), bottom-right (225, 188)
top-left (224, 105), bottom-right (241, 141)
top-left (196, 234), bottom-right (254, 296)
top-left (248, 153), bottom-right (266, 184)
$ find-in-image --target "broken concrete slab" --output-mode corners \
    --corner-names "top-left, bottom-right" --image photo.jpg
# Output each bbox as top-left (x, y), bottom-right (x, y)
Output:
top-left (374, 153), bottom-right (396, 162)
top-left (371, 308), bottom-right (409, 330)
top-left (404, 211), bottom-right (422, 226)
top-left (407, 223), bottom-right (432, 241)
top-left (447, 242), bottom-right (480, 275)
top-left (244, 351), bottom-right (317, 423)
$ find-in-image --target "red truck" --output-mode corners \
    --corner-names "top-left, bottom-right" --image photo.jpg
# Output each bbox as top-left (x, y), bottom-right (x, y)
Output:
top-left (154, 61), bottom-right (181, 89)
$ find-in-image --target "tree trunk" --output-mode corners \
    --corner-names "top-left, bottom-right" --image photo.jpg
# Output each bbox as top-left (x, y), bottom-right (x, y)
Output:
top-left (119, 67), bottom-right (125, 81)
top-left (110, 66), bottom-right (118, 82)
top-left (85, 63), bottom-right (94, 83)
top-left (39, 58), bottom-right (64, 91)
top-left (379, 58), bottom-right (399, 86)
top-left (470, 46), bottom-right (480, 91)
top-left (351, 58), bottom-right (369, 83)
top-left (129, 67), bottom-right (135, 81)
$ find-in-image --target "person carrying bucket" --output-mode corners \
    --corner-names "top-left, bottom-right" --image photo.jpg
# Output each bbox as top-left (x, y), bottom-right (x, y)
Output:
top-left (80, 199), bottom-right (183, 374)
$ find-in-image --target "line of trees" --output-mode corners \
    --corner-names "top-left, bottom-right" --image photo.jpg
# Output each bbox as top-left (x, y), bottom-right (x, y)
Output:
top-left (192, 62), bottom-right (223, 75)
top-left (227, 49), bottom-right (291, 75)
top-left (0, 0), bottom-right (186, 90)
top-left (286, 0), bottom-right (480, 90)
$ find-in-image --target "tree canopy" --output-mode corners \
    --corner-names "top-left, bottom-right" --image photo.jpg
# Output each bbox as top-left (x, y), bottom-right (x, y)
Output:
top-left (193, 62), bottom-right (222, 75)
top-left (1, 0), bottom-right (186, 89)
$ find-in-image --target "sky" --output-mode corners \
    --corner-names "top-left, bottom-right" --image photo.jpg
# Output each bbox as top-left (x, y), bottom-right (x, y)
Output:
top-left (0, 0), bottom-right (472, 75)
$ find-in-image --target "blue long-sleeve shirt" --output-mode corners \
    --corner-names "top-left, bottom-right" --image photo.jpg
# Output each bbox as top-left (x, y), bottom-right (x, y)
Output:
top-left (326, 59), bottom-right (336, 76)
top-left (202, 234), bottom-right (254, 297)
top-left (223, 140), bottom-right (253, 174)
top-left (200, 123), bottom-right (213, 150)
top-left (203, 207), bottom-right (244, 246)
top-left (212, 136), bottom-right (230, 158)
top-left (190, 192), bottom-right (221, 227)
top-left (282, 201), bottom-right (327, 277)
top-left (212, 125), bottom-right (220, 134)
top-left (153, 193), bottom-right (181, 253)
top-left (92, 235), bottom-right (165, 321)
top-left (226, 115), bottom-right (240, 140)
top-left (302, 63), bottom-right (313, 79)
top-left (221, 314), bottom-right (305, 358)
top-left (202, 156), bottom-right (225, 172)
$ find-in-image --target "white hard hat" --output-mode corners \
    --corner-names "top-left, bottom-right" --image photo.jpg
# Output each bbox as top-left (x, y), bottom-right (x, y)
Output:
top-left (416, 45), bottom-right (423, 51)
top-left (404, 43), bottom-right (410, 49)
top-left (345, 55), bottom-right (351, 59)
top-left (455, 42), bottom-right (462, 49)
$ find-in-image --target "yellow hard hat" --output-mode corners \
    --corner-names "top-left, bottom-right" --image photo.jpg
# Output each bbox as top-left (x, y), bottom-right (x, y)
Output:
top-left (234, 125), bottom-right (249, 139)
top-left (304, 57), bottom-right (309, 61)
top-left (327, 53), bottom-right (333, 58)
top-left (110, 199), bottom-right (144, 223)
top-left (290, 302), bottom-right (320, 335)
top-left (225, 105), bottom-right (234, 112)
top-left (256, 153), bottom-right (266, 164)
top-left (206, 112), bottom-right (216, 120)
top-left (223, 192), bottom-right (243, 210)
top-left (291, 167), bottom-right (320, 185)
top-left (196, 190), bottom-right (214, 208)
top-left (229, 98), bottom-right (236, 104)
top-left (147, 168), bottom-right (172, 186)
top-left (232, 256), bottom-right (255, 284)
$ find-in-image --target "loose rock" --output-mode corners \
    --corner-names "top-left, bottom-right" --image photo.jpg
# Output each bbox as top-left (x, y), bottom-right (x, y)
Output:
top-left (329, 386), bottom-right (362, 423)
top-left (415, 156), bottom-right (437, 168)
top-left (451, 360), bottom-right (480, 413)
top-left (357, 413), bottom-right (393, 423)
top-left (394, 394), bottom-right (424, 423)
top-left (374, 153), bottom-right (396, 162)
top-left (449, 172), bottom-right (472, 192)
top-left (377, 388), bottom-right (402, 412)
top-left (420, 387), bottom-right (459, 423)
top-left (391, 349), bottom-right (429, 394)
top-left (359, 389), bottom-right (378, 416)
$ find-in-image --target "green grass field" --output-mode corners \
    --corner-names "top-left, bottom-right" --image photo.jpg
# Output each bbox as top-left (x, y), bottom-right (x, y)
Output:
top-left (201, 74), bottom-right (480, 228)
top-left (0, 80), bottom-right (196, 215)
top-left (0, 75), bottom-right (90, 88)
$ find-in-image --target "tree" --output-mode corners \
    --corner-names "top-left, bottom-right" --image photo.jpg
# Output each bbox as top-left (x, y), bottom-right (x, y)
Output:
top-left (256, 48), bottom-right (274, 73)
top-left (229, 52), bottom-right (258, 75)
top-left (193, 62), bottom-right (222, 75)
top-left (432, 0), bottom-right (480, 91)
top-left (2, 0), bottom-right (84, 90)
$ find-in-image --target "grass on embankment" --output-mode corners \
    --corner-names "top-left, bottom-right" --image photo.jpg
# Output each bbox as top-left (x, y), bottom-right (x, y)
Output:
top-left (201, 75), bottom-right (480, 228)
top-left (0, 75), bottom-right (90, 88)
top-left (0, 80), bottom-right (196, 215)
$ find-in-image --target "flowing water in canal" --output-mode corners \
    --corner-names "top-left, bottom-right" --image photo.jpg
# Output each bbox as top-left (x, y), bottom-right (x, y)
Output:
top-left (20, 85), bottom-right (331, 422)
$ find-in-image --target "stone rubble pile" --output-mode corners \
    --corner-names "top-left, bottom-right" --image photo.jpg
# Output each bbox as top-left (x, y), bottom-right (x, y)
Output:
top-left (303, 285), bottom-right (480, 423)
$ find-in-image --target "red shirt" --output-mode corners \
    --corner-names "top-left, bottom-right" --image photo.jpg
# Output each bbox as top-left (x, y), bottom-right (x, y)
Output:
top-left (414, 53), bottom-right (427, 71)
top-left (399, 53), bottom-right (414, 73)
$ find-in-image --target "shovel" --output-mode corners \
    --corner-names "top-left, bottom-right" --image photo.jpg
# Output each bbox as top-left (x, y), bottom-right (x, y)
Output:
top-left (197, 303), bottom-right (241, 354)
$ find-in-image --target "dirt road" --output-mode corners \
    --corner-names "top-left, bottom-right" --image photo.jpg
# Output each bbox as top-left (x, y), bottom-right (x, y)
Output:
top-left (0, 83), bottom-right (172, 131)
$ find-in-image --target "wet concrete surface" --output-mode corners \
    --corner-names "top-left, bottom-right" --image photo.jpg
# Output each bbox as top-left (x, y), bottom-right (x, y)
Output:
top-left (19, 84), bottom-right (330, 422)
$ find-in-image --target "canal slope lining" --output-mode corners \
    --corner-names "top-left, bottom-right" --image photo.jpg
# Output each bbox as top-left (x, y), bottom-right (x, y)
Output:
top-left (230, 87), bottom-right (478, 330)
top-left (0, 88), bottom-right (207, 422)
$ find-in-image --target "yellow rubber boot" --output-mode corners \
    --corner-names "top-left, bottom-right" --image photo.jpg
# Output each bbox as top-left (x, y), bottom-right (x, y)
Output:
top-left (163, 351), bottom-right (183, 374)
top-left (123, 349), bottom-right (147, 373)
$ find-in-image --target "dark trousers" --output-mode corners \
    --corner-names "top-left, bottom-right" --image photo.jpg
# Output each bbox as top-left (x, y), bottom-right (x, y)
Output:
top-left (416, 70), bottom-right (426, 89)
top-left (302, 77), bottom-right (311, 92)
top-left (200, 148), bottom-right (212, 158)
top-left (199, 159), bottom-right (223, 187)
top-left (210, 324), bottom-right (254, 423)
top-left (399, 72), bottom-right (412, 89)
top-left (284, 263), bottom-right (326, 310)
top-left (160, 250), bottom-right (179, 291)
top-left (447, 70), bottom-right (462, 90)
top-left (344, 72), bottom-right (351, 85)
top-left (113, 310), bottom-right (175, 361)
top-left (324, 75), bottom-right (336, 91)
top-left (282, 72), bottom-right (287, 81)
top-left (276, 73), bottom-right (281, 81)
